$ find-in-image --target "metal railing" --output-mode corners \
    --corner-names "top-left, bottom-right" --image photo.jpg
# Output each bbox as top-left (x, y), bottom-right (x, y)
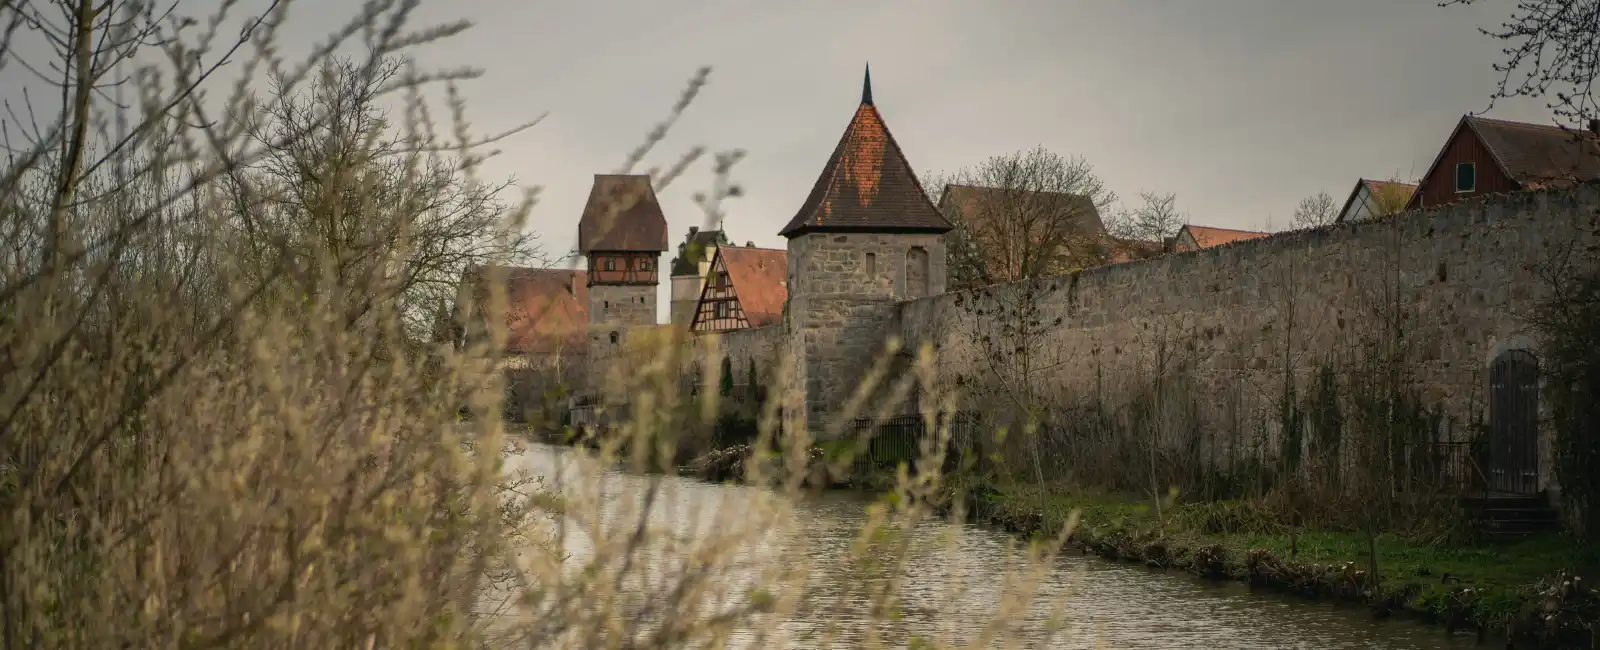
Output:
top-left (847, 412), bottom-right (980, 473)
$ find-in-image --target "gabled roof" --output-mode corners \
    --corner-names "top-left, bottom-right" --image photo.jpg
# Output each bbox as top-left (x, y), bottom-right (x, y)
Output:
top-left (938, 184), bottom-right (1107, 236)
top-left (1411, 116), bottom-right (1600, 208)
top-left (1465, 116), bottom-right (1600, 187)
top-left (705, 245), bottom-right (789, 328)
top-left (1336, 178), bottom-right (1416, 224)
top-left (1179, 224), bottom-right (1271, 249)
top-left (578, 174), bottom-right (670, 252)
top-left (464, 265), bottom-right (588, 354)
top-left (778, 67), bottom-right (952, 238)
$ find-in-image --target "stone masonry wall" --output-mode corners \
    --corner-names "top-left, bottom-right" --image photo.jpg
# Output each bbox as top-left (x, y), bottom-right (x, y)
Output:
top-left (894, 185), bottom-right (1600, 491)
top-left (589, 283), bottom-right (657, 330)
top-left (788, 231), bottom-right (947, 437)
top-left (680, 325), bottom-right (785, 393)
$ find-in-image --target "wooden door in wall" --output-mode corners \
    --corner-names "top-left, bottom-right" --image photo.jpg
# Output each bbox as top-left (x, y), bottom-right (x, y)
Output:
top-left (1487, 349), bottom-right (1540, 495)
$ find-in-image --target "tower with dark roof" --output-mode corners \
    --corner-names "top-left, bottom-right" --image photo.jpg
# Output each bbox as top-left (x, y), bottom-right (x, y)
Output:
top-left (779, 66), bottom-right (953, 435)
top-left (577, 174), bottom-right (669, 336)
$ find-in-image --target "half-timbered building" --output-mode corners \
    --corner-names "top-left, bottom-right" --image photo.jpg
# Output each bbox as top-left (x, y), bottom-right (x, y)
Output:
top-left (689, 244), bottom-right (789, 333)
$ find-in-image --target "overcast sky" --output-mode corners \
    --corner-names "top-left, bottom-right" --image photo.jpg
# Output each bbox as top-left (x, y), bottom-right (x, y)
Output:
top-left (2, 0), bottom-right (1560, 322)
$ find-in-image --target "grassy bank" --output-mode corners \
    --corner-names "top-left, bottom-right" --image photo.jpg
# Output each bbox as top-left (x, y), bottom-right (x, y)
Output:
top-left (516, 420), bottom-right (1597, 645)
top-left (953, 481), bottom-right (1597, 647)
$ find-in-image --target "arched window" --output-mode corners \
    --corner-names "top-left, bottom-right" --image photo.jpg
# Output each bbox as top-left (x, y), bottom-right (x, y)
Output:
top-left (608, 331), bottom-right (619, 345)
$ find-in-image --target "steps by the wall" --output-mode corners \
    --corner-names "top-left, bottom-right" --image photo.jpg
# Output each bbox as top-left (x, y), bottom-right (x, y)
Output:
top-left (1463, 494), bottom-right (1561, 538)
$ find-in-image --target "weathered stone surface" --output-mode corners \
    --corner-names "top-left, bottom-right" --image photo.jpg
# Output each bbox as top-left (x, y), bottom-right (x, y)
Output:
top-left (576, 185), bottom-right (1597, 496)
top-left (788, 232), bottom-right (947, 436)
top-left (895, 185), bottom-right (1600, 492)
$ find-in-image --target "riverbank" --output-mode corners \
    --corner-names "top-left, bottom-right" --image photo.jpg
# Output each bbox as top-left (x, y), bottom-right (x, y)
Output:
top-left (950, 481), bottom-right (1597, 649)
top-left (511, 424), bottom-right (1595, 646)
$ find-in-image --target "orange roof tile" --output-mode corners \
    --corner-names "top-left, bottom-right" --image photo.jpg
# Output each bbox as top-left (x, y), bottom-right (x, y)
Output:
top-left (714, 246), bottom-right (789, 327)
top-left (467, 265), bottom-right (589, 355)
top-left (1362, 179), bottom-right (1417, 198)
top-left (778, 67), bottom-right (951, 237)
top-left (1181, 224), bottom-right (1271, 249)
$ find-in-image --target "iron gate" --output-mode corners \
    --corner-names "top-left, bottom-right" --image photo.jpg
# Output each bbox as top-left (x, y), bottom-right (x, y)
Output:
top-left (1488, 349), bottom-right (1540, 494)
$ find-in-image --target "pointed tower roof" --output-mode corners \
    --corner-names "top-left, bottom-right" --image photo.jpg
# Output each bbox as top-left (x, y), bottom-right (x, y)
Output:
top-left (777, 66), bottom-right (952, 238)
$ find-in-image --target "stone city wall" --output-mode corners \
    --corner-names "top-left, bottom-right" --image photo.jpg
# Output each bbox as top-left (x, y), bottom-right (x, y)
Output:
top-left (894, 185), bottom-right (1600, 491)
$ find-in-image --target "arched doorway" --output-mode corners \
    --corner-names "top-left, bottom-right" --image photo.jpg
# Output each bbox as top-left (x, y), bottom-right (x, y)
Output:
top-left (1488, 349), bottom-right (1540, 494)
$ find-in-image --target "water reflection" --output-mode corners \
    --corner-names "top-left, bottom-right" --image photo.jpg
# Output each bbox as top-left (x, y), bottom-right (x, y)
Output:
top-left (502, 443), bottom-right (1481, 649)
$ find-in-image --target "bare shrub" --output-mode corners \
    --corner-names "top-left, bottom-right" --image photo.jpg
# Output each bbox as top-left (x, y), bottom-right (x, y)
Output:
top-left (1530, 220), bottom-right (1600, 541)
top-left (1, 2), bottom-right (1082, 648)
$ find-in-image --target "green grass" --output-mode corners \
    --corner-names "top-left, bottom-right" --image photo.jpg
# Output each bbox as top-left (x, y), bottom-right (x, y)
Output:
top-left (967, 481), bottom-right (1597, 630)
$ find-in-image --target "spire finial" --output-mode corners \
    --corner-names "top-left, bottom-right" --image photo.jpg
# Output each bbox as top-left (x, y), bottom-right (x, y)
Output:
top-left (861, 63), bottom-right (873, 106)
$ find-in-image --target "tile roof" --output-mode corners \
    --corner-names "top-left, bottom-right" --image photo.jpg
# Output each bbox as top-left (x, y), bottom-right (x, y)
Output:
top-left (1180, 224), bottom-right (1271, 249)
top-left (1464, 116), bottom-right (1600, 188)
top-left (715, 245), bottom-right (788, 327)
top-left (1362, 178), bottom-right (1418, 198)
top-left (1336, 178), bottom-right (1417, 223)
top-left (778, 67), bottom-right (952, 238)
top-left (939, 184), bottom-right (1107, 236)
top-left (938, 183), bottom-right (1109, 279)
top-left (577, 174), bottom-right (670, 252)
top-left (465, 265), bottom-right (589, 355)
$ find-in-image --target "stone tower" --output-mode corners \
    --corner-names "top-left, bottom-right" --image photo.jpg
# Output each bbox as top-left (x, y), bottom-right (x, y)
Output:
top-left (668, 226), bottom-right (726, 327)
top-left (778, 66), bottom-right (953, 437)
top-left (578, 174), bottom-right (669, 352)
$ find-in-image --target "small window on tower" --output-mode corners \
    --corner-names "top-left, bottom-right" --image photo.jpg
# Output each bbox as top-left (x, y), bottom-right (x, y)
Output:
top-left (605, 259), bottom-right (616, 271)
top-left (865, 252), bottom-right (877, 275)
top-left (608, 331), bottom-right (619, 344)
top-left (639, 258), bottom-right (652, 271)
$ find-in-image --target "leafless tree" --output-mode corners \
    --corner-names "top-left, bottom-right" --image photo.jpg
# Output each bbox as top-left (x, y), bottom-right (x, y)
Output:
top-left (1445, 0), bottom-right (1600, 131)
top-left (927, 147), bottom-right (1116, 290)
top-left (1106, 190), bottom-right (1185, 258)
top-left (1291, 191), bottom-right (1338, 229)
top-left (225, 56), bottom-right (543, 338)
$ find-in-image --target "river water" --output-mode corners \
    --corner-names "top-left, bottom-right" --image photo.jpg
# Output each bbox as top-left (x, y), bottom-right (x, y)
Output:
top-left (498, 442), bottom-right (1482, 649)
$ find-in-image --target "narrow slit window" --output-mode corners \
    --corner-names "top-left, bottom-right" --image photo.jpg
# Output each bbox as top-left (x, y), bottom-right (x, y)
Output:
top-left (1455, 162), bottom-right (1476, 193)
top-left (865, 252), bottom-right (877, 275)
